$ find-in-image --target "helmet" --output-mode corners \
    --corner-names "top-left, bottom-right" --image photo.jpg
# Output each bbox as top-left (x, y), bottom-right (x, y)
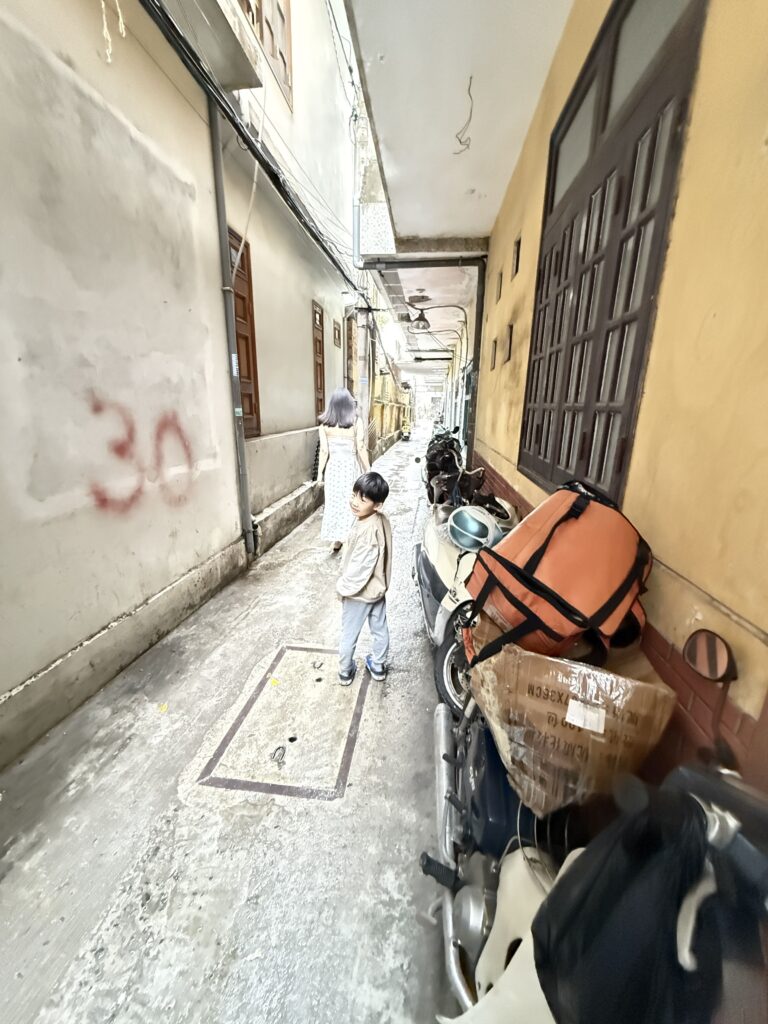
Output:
top-left (448, 506), bottom-right (503, 552)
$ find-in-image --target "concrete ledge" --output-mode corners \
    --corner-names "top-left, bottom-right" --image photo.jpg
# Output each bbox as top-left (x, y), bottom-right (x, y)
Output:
top-left (245, 427), bottom-right (319, 514)
top-left (253, 481), bottom-right (323, 555)
top-left (372, 431), bottom-right (402, 462)
top-left (0, 539), bottom-right (247, 770)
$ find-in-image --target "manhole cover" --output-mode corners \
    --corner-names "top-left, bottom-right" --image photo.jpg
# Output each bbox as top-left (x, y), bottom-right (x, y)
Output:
top-left (197, 645), bottom-right (369, 801)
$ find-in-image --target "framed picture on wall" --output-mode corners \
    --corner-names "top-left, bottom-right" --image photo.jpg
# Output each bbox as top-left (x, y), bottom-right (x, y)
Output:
top-left (333, 320), bottom-right (342, 348)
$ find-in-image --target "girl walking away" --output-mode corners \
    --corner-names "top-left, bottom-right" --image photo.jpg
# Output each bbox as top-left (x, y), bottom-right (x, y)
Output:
top-left (318, 388), bottom-right (370, 553)
top-left (336, 472), bottom-right (392, 684)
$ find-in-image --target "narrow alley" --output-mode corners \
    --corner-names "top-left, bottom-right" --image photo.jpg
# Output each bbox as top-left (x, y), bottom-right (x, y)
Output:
top-left (3, 0), bottom-right (768, 1021)
top-left (1, 436), bottom-right (450, 1024)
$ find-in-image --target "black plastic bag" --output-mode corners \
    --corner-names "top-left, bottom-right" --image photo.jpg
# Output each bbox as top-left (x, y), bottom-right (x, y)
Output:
top-left (532, 787), bottom-right (722, 1024)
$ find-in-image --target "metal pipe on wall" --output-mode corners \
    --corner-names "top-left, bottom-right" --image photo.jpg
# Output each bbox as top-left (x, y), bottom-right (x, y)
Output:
top-left (464, 259), bottom-right (486, 462)
top-left (137, 0), bottom-right (371, 309)
top-left (208, 97), bottom-right (256, 557)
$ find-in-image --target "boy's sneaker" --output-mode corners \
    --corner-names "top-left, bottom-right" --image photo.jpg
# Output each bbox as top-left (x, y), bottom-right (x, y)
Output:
top-left (365, 655), bottom-right (387, 682)
top-left (338, 665), bottom-right (356, 687)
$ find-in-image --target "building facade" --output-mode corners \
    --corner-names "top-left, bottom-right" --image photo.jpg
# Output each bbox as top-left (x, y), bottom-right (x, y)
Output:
top-left (348, 0), bottom-right (768, 787)
top-left (0, 0), bottom-right (370, 766)
top-left (473, 0), bottom-right (768, 785)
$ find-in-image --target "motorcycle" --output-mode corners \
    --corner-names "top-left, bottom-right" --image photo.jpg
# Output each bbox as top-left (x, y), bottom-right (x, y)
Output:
top-left (421, 628), bottom-right (768, 1022)
top-left (413, 501), bottom-right (517, 712)
top-left (412, 425), bottom-right (519, 712)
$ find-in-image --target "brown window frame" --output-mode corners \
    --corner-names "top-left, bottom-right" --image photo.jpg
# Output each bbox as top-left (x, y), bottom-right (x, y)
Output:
top-left (228, 228), bottom-right (261, 439)
top-left (504, 323), bottom-right (514, 364)
top-left (512, 236), bottom-right (522, 278)
top-left (237, 0), bottom-right (293, 103)
top-left (312, 301), bottom-right (326, 419)
top-left (518, 0), bottom-right (707, 503)
top-left (344, 315), bottom-right (357, 391)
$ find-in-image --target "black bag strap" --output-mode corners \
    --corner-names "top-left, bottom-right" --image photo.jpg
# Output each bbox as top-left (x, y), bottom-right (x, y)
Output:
top-left (523, 493), bottom-right (590, 575)
top-left (469, 617), bottom-right (543, 667)
top-left (572, 631), bottom-right (609, 668)
top-left (561, 479), bottom-right (619, 510)
top-left (476, 547), bottom-right (591, 630)
top-left (588, 538), bottom-right (651, 631)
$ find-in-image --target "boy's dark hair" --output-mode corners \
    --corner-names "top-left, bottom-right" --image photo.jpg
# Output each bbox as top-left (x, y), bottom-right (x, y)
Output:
top-left (354, 471), bottom-right (389, 504)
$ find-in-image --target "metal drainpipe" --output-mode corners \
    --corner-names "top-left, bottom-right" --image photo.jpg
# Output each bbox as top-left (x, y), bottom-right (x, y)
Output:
top-left (464, 259), bottom-right (486, 464)
top-left (351, 118), bottom-right (376, 463)
top-left (208, 97), bottom-right (256, 557)
top-left (352, 112), bottom-right (364, 271)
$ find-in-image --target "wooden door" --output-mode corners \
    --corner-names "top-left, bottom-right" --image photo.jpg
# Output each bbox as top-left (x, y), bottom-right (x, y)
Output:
top-left (345, 315), bottom-right (357, 391)
top-left (312, 301), bottom-right (325, 418)
top-left (228, 229), bottom-right (260, 437)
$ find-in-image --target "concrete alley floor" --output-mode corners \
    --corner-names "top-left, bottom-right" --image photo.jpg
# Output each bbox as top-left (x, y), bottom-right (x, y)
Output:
top-left (1, 435), bottom-right (454, 1024)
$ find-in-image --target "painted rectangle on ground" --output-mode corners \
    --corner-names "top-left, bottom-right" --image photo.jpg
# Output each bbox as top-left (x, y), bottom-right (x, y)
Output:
top-left (198, 645), bottom-right (369, 800)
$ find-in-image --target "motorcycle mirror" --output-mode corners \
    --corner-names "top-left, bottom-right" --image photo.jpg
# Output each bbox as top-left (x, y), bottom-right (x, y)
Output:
top-left (414, 457), bottom-right (421, 464)
top-left (683, 629), bottom-right (738, 684)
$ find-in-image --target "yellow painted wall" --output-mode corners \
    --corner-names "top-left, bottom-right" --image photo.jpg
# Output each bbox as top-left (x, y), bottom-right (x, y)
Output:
top-left (475, 0), bottom-right (768, 716)
top-left (475, 0), bottom-right (611, 507)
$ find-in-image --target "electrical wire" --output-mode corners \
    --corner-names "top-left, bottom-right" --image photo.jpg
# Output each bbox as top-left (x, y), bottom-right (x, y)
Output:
top-left (323, 0), bottom-right (358, 107)
top-left (230, 95), bottom-right (358, 266)
top-left (253, 103), bottom-right (355, 238)
top-left (231, 80), bottom-right (268, 283)
top-left (135, 0), bottom-right (370, 303)
top-left (323, 0), bottom-right (356, 109)
top-left (184, 0), bottom-right (352, 265)
top-left (325, 0), bottom-right (355, 69)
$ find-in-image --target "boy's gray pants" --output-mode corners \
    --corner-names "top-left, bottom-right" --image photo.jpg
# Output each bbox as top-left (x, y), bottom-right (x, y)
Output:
top-left (339, 597), bottom-right (389, 675)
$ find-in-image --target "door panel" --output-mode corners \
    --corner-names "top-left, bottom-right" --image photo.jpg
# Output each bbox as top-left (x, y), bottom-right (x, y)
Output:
top-left (312, 301), bottom-right (325, 418)
top-left (229, 230), bottom-right (260, 438)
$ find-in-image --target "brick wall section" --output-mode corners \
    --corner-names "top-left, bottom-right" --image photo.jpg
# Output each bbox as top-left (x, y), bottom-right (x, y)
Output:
top-left (473, 453), bottom-right (534, 517)
top-left (642, 623), bottom-right (767, 789)
top-left (472, 453), bottom-right (768, 790)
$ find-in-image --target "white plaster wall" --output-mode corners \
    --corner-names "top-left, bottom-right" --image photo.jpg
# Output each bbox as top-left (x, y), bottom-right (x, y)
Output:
top-left (220, 0), bottom-right (359, 510)
top-left (223, 154), bottom-right (350, 438)
top-left (246, 427), bottom-right (319, 513)
top-left (0, 0), bottom-right (241, 694)
top-left (243, 0), bottom-right (356, 237)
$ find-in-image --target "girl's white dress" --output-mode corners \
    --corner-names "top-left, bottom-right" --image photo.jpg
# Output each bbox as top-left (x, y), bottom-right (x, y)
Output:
top-left (319, 421), bottom-right (367, 542)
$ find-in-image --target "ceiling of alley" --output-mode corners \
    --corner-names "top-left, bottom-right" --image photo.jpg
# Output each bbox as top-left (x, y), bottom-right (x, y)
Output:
top-left (346, 0), bottom-right (574, 244)
top-left (377, 264), bottom-right (478, 377)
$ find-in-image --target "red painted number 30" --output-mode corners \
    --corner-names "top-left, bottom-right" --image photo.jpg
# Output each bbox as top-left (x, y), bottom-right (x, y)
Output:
top-left (88, 391), bottom-right (194, 513)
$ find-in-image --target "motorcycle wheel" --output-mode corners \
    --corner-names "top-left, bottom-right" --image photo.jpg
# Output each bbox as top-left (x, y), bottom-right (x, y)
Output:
top-left (434, 617), bottom-right (471, 717)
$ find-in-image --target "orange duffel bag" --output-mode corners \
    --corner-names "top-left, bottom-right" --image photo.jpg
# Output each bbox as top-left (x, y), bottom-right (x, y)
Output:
top-left (462, 481), bottom-right (651, 666)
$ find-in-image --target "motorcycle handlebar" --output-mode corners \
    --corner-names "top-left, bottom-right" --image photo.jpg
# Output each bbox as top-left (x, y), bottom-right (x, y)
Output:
top-left (665, 765), bottom-right (768, 850)
top-left (664, 765), bottom-right (768, 914)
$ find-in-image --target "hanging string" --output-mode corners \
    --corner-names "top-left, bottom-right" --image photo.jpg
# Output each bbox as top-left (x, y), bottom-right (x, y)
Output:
top-left (232, 81), bottom-right (268, 284)
top-left (100, 0), bottom-right (126, 64)
top-left (454, 76), bottom-right (474, 155)
top-left (100, 0), bottom-right (113, 63)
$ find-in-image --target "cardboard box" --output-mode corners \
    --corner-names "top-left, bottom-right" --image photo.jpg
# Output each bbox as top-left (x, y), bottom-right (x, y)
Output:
top-left (469, 616), bottom-right (676, 817)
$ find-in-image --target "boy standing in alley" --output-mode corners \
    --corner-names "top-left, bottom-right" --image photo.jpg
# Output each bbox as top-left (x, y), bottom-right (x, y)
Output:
top-left (336, 471), bottom-right (392, 685)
